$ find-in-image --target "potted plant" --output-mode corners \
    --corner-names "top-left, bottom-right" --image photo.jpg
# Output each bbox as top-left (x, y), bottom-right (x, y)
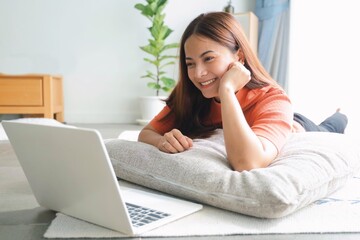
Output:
top-left (135, 0), bottom-right (179, 123)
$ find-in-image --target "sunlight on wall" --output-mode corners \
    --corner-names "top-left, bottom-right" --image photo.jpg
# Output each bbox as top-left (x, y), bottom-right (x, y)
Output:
top-left (289, 0), bottom-right (360, 136)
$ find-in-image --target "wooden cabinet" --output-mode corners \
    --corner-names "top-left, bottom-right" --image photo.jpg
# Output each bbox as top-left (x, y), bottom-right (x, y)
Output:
top-left (233, 12), bottom-right (259, 54)
top-left (0, 74), bottom-right (64, 122)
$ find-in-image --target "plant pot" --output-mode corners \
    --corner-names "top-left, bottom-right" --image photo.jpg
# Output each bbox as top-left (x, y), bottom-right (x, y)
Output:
top-left (137, 96), bottom-right (166, 125)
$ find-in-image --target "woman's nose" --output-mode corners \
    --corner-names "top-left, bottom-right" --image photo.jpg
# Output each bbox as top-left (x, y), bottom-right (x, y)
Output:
top-left (195, 65), bottom-right (208, 78)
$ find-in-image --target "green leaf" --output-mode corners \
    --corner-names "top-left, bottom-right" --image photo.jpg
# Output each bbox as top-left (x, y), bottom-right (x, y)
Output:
top-left (141, 70), bottom-right (156, 80)
top-left (144, 57), bottom-right (159, 67)
top-left (145, 70), bottom-right (155, 77)
top-left (154, 25), bottom-right (171, 40)
top-left (140, 45), bottom-right (158, 57)
top-left (162, 43), bottom-right (179, 51)
top-left (158, 71), bottom-right (166, 76)
top-left (161, 86), bottom-right (172, 92)
top-left (150, 3), bottom-right (158, 14)
top-left (161, 77), bottom-right (176, 88)
top-left (148, 39), bottom-right (157, 47)
top-left (150, 24), bottom-right (161, 40)
top-left (134, 3), bottom-right (145, 12)
top-left (162, 27), bottom-right (173, 40)
top-left (160, 61), bottom-right (176, 69)
top-left (141, 74), bottom-right (156, 81)
top-left (147, 38), bottom-right (164, 53)
top-left (156, 0), bottom-right (167, 11)
top-left (159, 55), bottom-right (178, 61)
top-left (135, 4), bottom-right (154, 17)
top-left (153, 12), bottom-right (164, 24)
top-left (147, 82), bottom-right (161, 90)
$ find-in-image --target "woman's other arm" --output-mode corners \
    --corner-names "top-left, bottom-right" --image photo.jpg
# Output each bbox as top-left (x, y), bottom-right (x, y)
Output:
top-left (138, 124), bottom-right (193, 153)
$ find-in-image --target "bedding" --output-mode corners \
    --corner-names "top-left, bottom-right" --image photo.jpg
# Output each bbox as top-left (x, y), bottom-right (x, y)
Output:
top-left (106, 129), bottom-right (360, 218)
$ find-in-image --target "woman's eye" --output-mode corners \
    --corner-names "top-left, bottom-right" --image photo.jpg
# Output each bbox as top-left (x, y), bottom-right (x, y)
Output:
top-left (204, 56), bottom-right (214, 62)
top-left (186, 62), bottom-right (194, 68)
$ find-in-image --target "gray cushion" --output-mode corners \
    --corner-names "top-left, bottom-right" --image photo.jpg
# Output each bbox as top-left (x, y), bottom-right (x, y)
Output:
top-left (105, 130), bottom-right (360, 218)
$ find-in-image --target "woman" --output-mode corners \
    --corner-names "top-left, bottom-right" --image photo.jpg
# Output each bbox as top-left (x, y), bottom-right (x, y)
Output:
top-left (138, 12), bottom-right (348, 171)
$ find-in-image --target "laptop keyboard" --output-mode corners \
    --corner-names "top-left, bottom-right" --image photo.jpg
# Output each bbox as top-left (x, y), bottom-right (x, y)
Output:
top-left (125, 202), bottom-right (171, 227)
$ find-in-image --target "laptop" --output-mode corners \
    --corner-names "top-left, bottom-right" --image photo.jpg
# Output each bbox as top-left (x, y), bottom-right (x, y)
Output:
top-left (3, 121), bottom-right (202, 236)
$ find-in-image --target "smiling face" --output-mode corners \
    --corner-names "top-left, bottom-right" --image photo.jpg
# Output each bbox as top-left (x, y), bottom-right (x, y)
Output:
top-left (184, 34), bottom-right (239, 99)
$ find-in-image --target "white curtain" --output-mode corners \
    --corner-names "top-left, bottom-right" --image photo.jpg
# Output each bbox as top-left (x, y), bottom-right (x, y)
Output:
top-left (255, 0), bottom-right (290, 91)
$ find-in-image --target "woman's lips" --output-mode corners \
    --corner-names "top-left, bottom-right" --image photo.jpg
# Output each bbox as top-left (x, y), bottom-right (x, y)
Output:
top-left (200, 78), bottom-right (216, 86)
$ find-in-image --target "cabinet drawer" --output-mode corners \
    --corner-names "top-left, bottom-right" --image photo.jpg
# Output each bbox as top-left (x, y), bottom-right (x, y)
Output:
top-left (0, 78), bottom-right (43, 106)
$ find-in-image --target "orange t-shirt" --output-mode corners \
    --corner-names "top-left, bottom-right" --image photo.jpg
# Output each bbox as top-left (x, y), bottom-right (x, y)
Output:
top-left (150, 85), bottom-right (297, 152)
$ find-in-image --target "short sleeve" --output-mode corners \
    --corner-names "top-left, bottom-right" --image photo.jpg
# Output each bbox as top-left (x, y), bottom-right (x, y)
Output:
top-left (249, 88), bottom-right (293, 152)
top-left (149, 106), bottom-right (176, 135)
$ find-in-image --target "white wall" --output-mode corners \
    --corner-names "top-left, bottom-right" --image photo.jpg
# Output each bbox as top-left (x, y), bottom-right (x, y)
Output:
top-left (0, 0), bottom-right (254, 123)
top-left (289, 0), bottom-right (360, 136)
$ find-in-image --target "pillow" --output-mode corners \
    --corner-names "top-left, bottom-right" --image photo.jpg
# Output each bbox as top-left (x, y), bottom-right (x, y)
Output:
top-left (105, 130), bottom-right (360, 218)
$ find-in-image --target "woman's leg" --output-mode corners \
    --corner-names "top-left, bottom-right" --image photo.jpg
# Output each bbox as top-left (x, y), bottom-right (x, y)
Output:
top-left (318, 111), bottom-right (348, 133)
top-left (293, 113), bottom-right (324, 132)
top-left (293, 111), bottom-right (348, 133)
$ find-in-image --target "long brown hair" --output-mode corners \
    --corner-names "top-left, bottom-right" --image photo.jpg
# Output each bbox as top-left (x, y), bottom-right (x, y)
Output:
top-left (163, 12), bottom-right (278, 138)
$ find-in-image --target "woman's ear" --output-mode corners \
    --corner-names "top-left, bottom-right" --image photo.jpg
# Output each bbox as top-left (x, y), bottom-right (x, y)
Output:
top-left (237, 49), bottom-right (245, 64)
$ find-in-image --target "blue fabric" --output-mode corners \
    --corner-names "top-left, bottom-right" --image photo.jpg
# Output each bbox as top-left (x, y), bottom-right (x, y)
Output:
top-left (256, 0), bottom-right (289, 20)
top-left (294, 112), bottom-right (348, 134)
top-left (255, 0), bottom-right (290, 91)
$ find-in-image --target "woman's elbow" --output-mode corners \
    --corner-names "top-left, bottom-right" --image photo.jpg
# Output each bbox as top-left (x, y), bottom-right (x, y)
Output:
top-left (137, 129), bottom-right (146, 142)
top-left (229, 157), bottom-right (271, 172)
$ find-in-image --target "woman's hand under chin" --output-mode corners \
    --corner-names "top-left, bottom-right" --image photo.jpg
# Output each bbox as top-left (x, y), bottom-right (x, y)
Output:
top-left (219, 61), bottom-right (251, 95)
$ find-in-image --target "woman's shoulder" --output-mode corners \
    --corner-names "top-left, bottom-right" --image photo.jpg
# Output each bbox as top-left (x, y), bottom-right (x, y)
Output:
top-left (237, 84), bottom-right (290, 108)
top-left (257, 83), bottom-right (286, 95)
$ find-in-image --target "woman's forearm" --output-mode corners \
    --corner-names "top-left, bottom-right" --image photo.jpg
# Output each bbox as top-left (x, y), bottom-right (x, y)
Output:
top-left (220, 87), bottom-right (275, 171)
top-left (138, 126), bottom-right (163, 148)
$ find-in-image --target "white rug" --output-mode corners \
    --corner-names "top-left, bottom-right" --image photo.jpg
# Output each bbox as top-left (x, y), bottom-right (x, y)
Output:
top-left (44, 174), bottom-right (360, 238)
